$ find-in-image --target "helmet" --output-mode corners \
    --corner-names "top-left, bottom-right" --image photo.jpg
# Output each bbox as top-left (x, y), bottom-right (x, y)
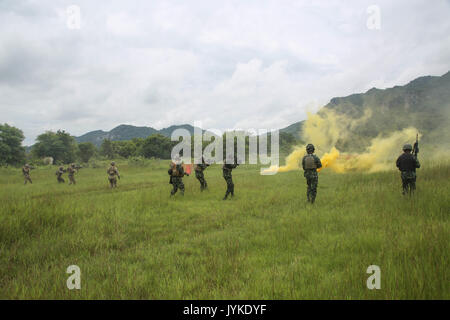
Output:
top-left (403, 144), bottom-right (412, 151)
top-left (59, 166), bottom-right (64, 170)
top-left (25, 164), bottom-right (29, 167)
top-left (71, 163), bottom-right (76, 167)
top-left (111, 162), bottom-right (115, 166)
top-left (306, 144), bottom-right (315, 152)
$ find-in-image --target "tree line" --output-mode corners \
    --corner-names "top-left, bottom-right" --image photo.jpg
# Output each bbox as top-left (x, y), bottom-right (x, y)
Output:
top-left (0, 123), bottom-right (298, 166)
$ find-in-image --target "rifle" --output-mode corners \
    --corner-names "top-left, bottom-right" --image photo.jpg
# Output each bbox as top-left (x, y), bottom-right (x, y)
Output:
top-left (412, 133), bottom-right (419, 173)
top-left (412, 133), bottom-right (419, 159)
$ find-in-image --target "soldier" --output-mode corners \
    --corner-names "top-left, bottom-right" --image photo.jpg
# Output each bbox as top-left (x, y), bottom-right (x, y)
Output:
top-left (222, 155), bottom-right (238, 200)
top-left (194, 157), bottom-right (210, 191)
top-left (301, 144), bottom-right (322, 204)
top-left (107, 161), bottom-right (120, 188)
top-left (67, 163), bottom-right (77, 185)
top-left (55, 166), bottom-right (66, 183)
top-left (168, 156), bottom-right (188, 196)
top-left (396, 144), bottom-right (420, 195)
top-left (22, 164), bottom-right (32, 185)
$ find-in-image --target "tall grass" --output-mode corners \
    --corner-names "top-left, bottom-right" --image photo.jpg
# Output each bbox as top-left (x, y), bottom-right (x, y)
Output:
top-left (0, 160), bottom-right (448, 299)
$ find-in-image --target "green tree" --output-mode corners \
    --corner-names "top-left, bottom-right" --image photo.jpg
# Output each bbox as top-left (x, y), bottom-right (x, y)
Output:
top-left (111, 140), bottom-right (137, 158)
top-left (78, 142), bottom-right (97, 163)
top-left (140, 134), bottom-right (174, 159)
top-left (100, 139), bottom-right (115, 159)
top-left (0, 123), bottom-right (26, 166)
top-left (32, 130), bottom-right (78, 164)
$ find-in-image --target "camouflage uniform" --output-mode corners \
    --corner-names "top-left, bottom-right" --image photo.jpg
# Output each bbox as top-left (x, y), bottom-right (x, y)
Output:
top-left (396, 145), bottom-right (420, 195)
top-left (195, 160), bottom-right (209, 191)
top-left (67, 164), bottom-right (77, 185)
top-left (301, 144), bottom-right (322, 203)
top-left (222, 163), bottom-right (237, 200)
top-left (22, 165), bottom-right (32, 185)
top-left (169, 161), bottom-right (186, 196)
top-left (55, 166), bottom-right (66, 183)
top-left (107, 163), bottom-right (120, 188)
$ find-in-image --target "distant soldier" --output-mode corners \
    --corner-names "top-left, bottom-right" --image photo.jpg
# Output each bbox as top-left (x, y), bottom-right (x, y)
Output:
top-left (107, 161), bottom-right (120, 188)
top-left (301, 144), bottom-right (322, 204)
top-left (194, 157), bottom-right (210, 191)
top-left (168, 156), bottom-right (188, 196)
top-left (22, 164), bottom-right (33, 185)
top-left (396, 144), bottom-right (420, 195)
top-left (222, 155), bottom-right (238, 200)
top-left (55, 166), bottom-right (66, 183)
top-left (67, 163), bottom-right (77, 185)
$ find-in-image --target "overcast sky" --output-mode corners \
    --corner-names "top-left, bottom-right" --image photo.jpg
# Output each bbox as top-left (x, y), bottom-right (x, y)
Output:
top-left (1, 0), bottom-right (449, 145)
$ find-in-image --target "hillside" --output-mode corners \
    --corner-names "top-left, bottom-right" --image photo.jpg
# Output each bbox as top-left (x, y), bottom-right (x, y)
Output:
top-left (282, 71), bottom-right (450, 151)
top-left (279, 121), bottom-right (304, 141)
top-left (76, 124), bottom-right (201, 146)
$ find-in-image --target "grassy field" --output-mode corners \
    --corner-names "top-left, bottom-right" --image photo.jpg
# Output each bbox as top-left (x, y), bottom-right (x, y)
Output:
top-left (0, 159), bottom-right (448, 299)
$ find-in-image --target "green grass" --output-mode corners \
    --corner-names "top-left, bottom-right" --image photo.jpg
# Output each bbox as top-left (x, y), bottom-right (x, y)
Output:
top-left (0, 160), bottom-right (448, 299)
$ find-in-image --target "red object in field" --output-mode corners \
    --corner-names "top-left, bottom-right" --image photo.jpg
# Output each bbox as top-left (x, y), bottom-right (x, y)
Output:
top-left (184, 164), bottom-right (192, 175)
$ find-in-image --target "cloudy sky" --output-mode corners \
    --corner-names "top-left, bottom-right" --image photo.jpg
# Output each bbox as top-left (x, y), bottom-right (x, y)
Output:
top-left (1, 0), bottom-right (449, 145)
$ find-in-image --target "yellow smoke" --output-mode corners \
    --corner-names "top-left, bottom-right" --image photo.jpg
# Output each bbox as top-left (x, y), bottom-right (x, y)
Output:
top-left (261, 147), bottom-right (305, 174)
top-left (317, 147), bottom-right (340, 172)
top-left (266, 108), bottom-right (420, 174)
top-left (303, 108), bottom-right (373, 150)
top-left (315, 127), bottom-right (419, 173)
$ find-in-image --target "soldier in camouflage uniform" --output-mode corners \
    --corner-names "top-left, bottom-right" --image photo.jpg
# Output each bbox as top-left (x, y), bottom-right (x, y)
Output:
top-left (67, 163), bottom-right (77, 185)
top-left (22, 164), bottom-right (33, 185)
top-left (301, 144), bottom-right (322, 204)
top-left (169, 157), bottom-right (188, 196)
top-left (195, 157), bottom-right (210, 191)
top-left (222, 156), bottom-right (238, 200)
top-left (55, 166), bottom-right (66, 183)
top-left (107, 161), bottom-right (120, 188)
top-left (396, 144), bottom-right (420, 195)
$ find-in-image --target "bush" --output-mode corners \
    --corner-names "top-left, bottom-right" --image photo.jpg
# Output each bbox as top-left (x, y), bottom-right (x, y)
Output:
top-left (88, 159), bottom-right (103, 168)
top-left (128, 156), bottom-right (151, 167)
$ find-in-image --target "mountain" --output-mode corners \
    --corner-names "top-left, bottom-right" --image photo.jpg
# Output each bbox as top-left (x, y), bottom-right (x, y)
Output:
top-left (158, 124), bottom-right (200, 137)
top-left (76, 71), bottom-right (449, 149)
top-left (279, 121), bottom-right (304, 141)
top-left (76, 125), bottom-right (158, 146)
top-left (75, 124), bottom-right (202, 146)
top-left (281, 71), bottom-right (450, 150)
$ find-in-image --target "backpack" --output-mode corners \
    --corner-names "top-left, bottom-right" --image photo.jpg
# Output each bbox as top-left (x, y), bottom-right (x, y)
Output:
top-left (304, 154), bottom-right (317, 169)
top-left (170, 162), bottom-right (180, 176)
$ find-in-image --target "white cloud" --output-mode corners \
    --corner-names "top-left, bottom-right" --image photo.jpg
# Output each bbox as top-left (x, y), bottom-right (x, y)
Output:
top-left (0, 0), bottom-right (449, 145)
top-left (106, 12), bottom-right (142, 36)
